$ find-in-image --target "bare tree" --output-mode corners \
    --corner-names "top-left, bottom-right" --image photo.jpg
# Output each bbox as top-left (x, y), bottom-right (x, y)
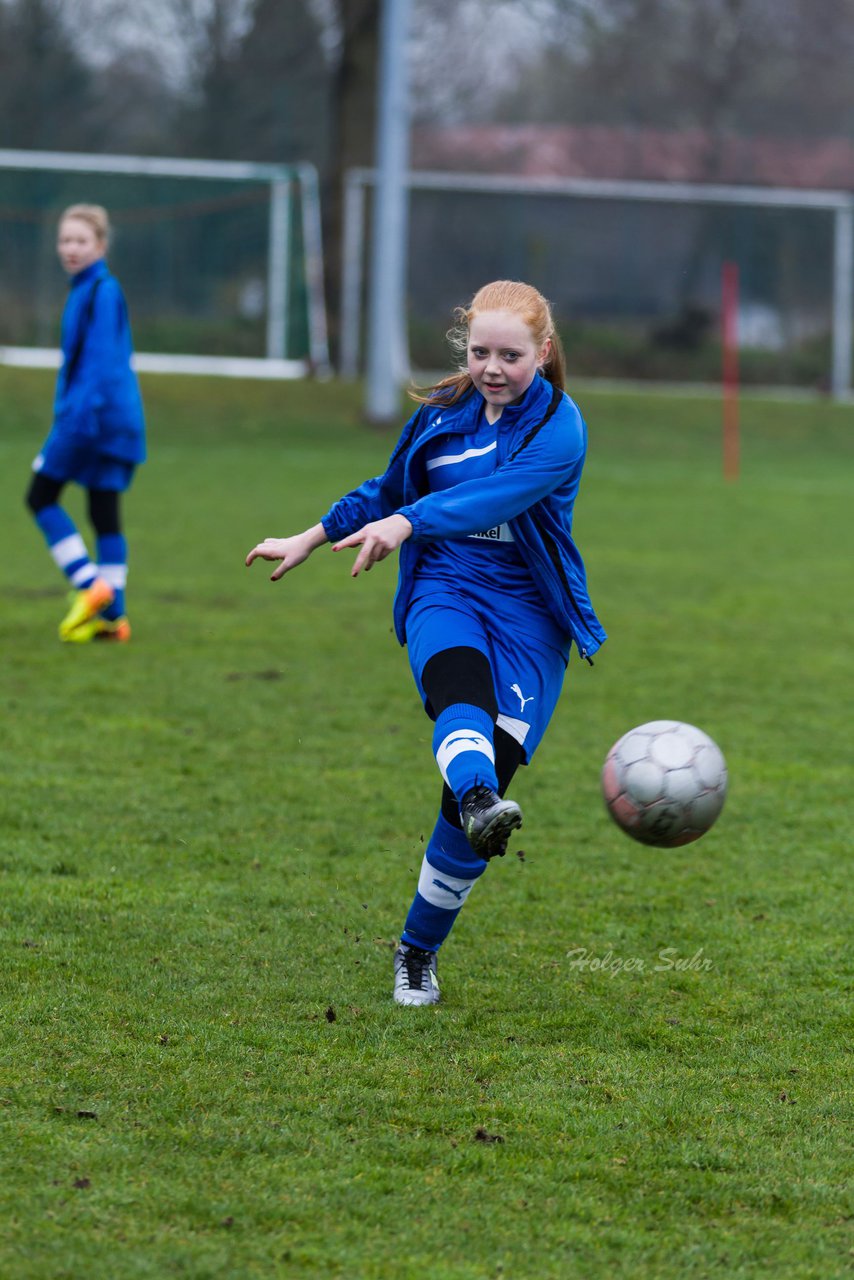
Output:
top-left (320, 0), bottom-right (379, 352)
top-left (0, 0), bottom-right (95, 149)
top-left (494, 0), bottom-right (854, 143)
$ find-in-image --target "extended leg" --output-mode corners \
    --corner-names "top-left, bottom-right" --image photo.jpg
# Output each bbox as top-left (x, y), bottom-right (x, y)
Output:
top-left (423, 646), bottom-right (522, 858)
top-left (393, 652), bottom-right (526, 1005)
top-left (400, 724), bottom-right (524, 958)
top-left (425, 645), bottom-right (500, 802)
top-left (393, 727), bottom-right (525, 1006)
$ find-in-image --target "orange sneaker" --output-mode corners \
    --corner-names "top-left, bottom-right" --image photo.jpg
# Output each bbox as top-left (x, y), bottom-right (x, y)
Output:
top-left (94, 617), bottom-right (131, 643)
top-left (63, 615), bottom-right (131, 644)
top-left (59, 578), bottom-right (115, 640)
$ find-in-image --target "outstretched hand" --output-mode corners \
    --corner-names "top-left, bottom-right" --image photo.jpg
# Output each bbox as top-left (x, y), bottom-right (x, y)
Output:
top-left (245, 533), bottom-right (317, 581)
top-left (332, 514), bottom-right (413, 577)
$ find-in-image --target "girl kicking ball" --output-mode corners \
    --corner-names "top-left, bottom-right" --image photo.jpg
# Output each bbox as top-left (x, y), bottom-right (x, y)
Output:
top-left (247, 280), bottom-right (605, 1005)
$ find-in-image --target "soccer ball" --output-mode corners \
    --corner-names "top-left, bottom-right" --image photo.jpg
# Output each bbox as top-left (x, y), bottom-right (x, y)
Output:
top-left (602, 720), bottom-right (727, 847)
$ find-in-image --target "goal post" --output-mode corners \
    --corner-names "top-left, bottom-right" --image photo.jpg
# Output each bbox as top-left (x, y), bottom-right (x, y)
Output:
top-left (721, 261), bottom-right (740, 482)
top-left (0, 148), bottom-right (330, 377)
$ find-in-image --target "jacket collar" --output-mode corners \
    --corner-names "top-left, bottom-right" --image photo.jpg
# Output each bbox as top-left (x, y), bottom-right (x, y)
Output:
top-left (69, 260), bottom-right (108, 290)
top-left (492, 370), bottom-right (552, 428)
top-left (426, 372), bottom-right (553, 435)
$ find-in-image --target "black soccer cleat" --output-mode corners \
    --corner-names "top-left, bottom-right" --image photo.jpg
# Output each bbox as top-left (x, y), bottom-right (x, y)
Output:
top-left (460, 784), bottom-right (523, 859)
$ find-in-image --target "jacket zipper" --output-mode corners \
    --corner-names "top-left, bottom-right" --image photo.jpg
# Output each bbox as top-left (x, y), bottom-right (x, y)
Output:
top-left (406, 389), bottom-right (597, 664)
top-left (530, 514), bottom-right (595, 665)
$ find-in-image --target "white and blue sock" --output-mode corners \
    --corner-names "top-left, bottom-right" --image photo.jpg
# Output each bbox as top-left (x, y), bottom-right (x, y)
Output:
top-left (401, 813), bottom-right (488, 952)
top-left (35, 505), bottom-right (98, 590)
top-left (433, 702), bottom-right (498, 803)
top-left (96, 534), bottom-right (127, 620)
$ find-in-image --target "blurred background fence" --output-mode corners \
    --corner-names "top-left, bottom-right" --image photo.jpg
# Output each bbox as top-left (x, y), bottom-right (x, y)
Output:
top-left (343, 169), bottom-right (853, 392)
top-left (0, 151), bottom-right (329, 372)
top-left (2, 147), bottom-right (852, 394)
top-left (2, 0), bottom-right (854, 393)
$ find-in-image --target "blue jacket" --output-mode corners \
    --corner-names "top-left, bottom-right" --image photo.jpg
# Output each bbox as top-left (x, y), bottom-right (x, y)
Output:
top-left (321, 374), bottom-right (607, 662)
top-left (53, 260), bottom-right (146, 463)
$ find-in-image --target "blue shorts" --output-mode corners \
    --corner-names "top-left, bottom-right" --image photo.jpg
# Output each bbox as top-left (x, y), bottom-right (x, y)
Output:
top-left (33, 430), bottom-right (135, 491)
top-left (405, 583), bottom-right (570, 763)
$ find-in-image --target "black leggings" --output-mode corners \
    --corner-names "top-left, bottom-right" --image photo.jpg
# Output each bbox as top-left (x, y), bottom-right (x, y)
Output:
top-left (25, 474), bottom-right (122, 536)
top-left (421, 645), bottom-right (524, 827)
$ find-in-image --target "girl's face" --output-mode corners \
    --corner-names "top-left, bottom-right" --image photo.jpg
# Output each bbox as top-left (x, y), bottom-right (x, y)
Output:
top-left (57, 217), bottom-right (105, 275)
top-left (467, 309), bottom-right (550, 423)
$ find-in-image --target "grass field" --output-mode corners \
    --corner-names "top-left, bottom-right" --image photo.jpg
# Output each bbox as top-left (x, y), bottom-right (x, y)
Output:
top-left (1, 367), bottom-right (852, 1279)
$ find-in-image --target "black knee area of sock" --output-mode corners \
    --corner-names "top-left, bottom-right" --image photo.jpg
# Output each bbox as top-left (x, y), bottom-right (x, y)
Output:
top-left (26, 473), bottom-right (64, 514)
top-left (440, 725), bottom-right (524, 826)
top-left (87, 489), bottom-right (121, 536)
top-left (441, 784), bottom-right (462, 826)
top-left (495, 725), bottom-right (525, 793)
top-left (422, 646), bottom-right (498, 720)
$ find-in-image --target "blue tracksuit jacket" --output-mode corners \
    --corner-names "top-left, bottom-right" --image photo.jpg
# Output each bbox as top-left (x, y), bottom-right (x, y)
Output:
top-left (52, 260), bottom-right (146, 463)
top-left (321, 374), bottom-right (607, 662)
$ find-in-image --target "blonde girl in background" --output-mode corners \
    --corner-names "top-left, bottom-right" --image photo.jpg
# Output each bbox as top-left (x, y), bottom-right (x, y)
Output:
top-left (25, 204), bottom-right (146, 642)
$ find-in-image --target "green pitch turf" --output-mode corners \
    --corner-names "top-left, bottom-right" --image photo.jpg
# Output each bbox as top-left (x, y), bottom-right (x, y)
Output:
top-left (1, 368), bottom-right (852, 1279)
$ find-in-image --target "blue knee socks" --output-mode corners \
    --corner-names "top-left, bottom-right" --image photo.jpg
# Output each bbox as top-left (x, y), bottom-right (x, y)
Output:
top-left (33, 508), bottom-right (128, 619)
top-left (401, 813), bottom-right (488, 952)
top-left (432, 702), bottom-right (498, 803)
top-left (96, 533), bottom-right (128, 620)
top-left (401, 704), bottom-right (498, 953)
top-left (35, 505), bottom-right (97, 590)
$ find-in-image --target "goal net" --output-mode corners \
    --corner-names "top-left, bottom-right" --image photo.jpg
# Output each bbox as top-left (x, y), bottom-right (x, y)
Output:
top-left (342, 169), bottom-right (853, 397)
top-left (0, 149), bottom-right (329, 378)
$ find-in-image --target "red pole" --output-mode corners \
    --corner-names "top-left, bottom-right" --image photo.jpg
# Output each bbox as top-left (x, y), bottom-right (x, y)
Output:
top-left (721, 261), bottom-right (740, 482)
